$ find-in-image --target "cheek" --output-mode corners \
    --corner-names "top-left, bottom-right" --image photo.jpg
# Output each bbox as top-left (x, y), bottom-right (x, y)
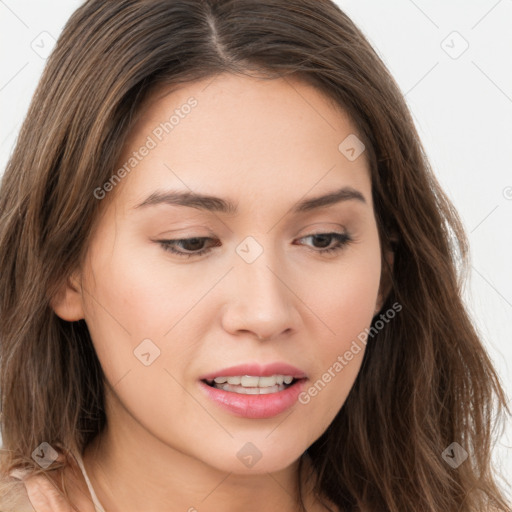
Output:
top-left (80, 243), bottom-right (202, 430)
top-left (80, 232), bottom-right (216, 414)
top-left (293, 239), bottom-right (381, 429)
top-left (302, 234), bottom-right (382, 345)
top-left (83, 238), bottom-right (208, 340)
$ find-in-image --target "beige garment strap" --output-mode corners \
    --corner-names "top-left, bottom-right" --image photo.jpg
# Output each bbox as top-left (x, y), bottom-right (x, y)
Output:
top-left (73, 452), bottom-right (106, 512)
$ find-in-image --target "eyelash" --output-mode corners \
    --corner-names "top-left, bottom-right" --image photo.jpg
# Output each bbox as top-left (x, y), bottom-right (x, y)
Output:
top-left (157, 232), bottom-right (353, 259)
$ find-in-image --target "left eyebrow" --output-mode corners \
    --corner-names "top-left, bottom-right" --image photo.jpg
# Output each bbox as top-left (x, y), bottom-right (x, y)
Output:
top-left (293, 186), bottom-right (367, 213)
top-left (133, 186), bottom-right (367, 214)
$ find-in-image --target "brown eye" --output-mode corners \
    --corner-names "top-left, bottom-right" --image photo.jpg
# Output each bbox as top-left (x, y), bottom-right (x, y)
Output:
top-left (296, 232), bottom-right (352, 254)
top-left (159, 237), bottom-right (220, 258)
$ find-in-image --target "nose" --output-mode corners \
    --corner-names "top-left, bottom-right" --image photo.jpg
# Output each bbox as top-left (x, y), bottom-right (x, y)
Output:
top-left (220, 242), bottom-right (300, 341)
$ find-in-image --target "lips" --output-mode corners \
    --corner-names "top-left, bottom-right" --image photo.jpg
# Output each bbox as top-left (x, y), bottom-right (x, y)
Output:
top-left (198, 362), bottom-right (308, 419)
top-left (198, 362), bottom-right (307, 381)
top-left (198, 378), bottom-right (307, 418)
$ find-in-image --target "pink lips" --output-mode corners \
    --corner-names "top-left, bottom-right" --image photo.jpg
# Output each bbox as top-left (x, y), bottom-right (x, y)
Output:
top-left (199, 362), bottom-right (307, 381)
top-left (198, 362), bottom-right (308, 419)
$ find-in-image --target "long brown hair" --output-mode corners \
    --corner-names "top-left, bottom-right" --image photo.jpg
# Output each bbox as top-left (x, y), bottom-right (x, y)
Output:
top-left (0, 1), bottom-right (509, 510)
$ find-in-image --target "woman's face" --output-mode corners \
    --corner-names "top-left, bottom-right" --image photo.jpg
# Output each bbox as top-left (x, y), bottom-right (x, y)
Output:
top-left (63, 72), bottom-right (385, 474)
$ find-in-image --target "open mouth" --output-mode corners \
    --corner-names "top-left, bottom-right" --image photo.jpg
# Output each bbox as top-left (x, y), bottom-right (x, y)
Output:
top-left (202, 375), bottom-right (303, 395)
top-left (199, 372), bottom-right (308, 418)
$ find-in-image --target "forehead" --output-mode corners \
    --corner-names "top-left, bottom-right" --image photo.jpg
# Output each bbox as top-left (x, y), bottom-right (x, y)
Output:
top-left (111, 72), bottom-right (372, 212)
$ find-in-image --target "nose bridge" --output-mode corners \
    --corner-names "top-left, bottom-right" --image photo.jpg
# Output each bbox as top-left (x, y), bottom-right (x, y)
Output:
top-left (236, 235), bottom-right (286, 305)
top-left (222, 234), bottom-right (297, 338)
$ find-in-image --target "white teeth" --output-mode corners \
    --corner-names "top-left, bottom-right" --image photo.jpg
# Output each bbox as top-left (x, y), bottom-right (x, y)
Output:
top-left (208, 374), bottom-right (296, 388)
top-left (240, 375), bottom-right (259, 387)
top-left (258, 376), bottom-right (278, 387)
top-left (214, 383), bottom-right (285, 394)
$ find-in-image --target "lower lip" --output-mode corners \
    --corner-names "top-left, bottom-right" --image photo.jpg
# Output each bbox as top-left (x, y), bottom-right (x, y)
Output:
top-left (198, 379), bottom-right (307, 419)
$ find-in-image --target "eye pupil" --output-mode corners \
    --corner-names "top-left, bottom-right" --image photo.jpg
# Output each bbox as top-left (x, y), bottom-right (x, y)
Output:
top-left (182, 238), bottom-right (205, 251)
top-left (312, 234), bottom-right (331, 248)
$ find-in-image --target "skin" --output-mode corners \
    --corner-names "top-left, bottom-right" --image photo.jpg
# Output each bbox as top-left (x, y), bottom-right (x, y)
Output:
top-left (53, 72), bottom-right (392, 512)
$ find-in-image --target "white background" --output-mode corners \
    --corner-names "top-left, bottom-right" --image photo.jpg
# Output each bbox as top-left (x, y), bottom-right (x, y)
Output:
top-left (1, 0), bottom-right (511, 494)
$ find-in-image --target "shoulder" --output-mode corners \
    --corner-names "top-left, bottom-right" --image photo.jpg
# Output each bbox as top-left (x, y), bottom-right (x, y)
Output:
top-left (0, 474), bottom-right (35, 512)
top-left (1, 451), bottom-right (96, 512)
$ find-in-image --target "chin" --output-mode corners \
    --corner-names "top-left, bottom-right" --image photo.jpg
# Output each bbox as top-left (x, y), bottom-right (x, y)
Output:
top-left (195, 438), bottom-right (307, 476)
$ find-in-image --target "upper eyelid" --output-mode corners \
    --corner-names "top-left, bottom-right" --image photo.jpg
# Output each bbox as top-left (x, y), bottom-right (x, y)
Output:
top-left (161, 231), bottom-right (348, 242)
top-left (157, 222), bottom-right (349, 238)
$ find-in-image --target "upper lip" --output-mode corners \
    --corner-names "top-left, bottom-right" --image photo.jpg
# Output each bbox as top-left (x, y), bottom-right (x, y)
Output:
top-left (199, 362), bottom-right (307, 381)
